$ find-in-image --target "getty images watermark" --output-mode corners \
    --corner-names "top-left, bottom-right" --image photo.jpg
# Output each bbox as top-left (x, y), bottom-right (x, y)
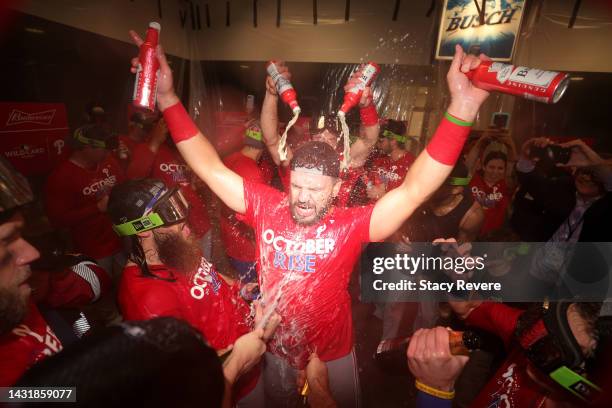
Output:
top-left (360, 242), bottom-right (612, 302)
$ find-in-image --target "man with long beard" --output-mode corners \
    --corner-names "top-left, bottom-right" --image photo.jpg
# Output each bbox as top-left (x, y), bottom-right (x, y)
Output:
top-left (108, 178), bottom-right (276, 405)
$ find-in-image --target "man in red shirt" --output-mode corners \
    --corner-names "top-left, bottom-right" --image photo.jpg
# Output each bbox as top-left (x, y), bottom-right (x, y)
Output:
top-left (116, 111), bottom-right (158, 166)
top-left (0, 159), bottom-right (110, 386)
top-left (221, 120), bottom-right (271, 288)
top-left (108, 178), bottom-right (270, 404)
top-left (45, 124), bottom-right (126, 279)
top-left (368, 119), bottom-right (416, 201)
top-left (261, 63), bottom-right (380, 207)
top-left (129, 29), bottom-right (490, 405)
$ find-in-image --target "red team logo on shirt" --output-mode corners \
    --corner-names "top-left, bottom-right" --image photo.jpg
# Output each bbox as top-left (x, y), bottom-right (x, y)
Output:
top-left (82, 167), bottom-right (117, 196)
top-left (190, 258), bottom-right (222, 299)
top-left (471, 185), bottom-right (503, 209)
top-left (262, 228), bottom-right (336, 273)
top-left (159, 162), bottom-right (189, 184)
top-left (12, 323), bottom-right (62, 358)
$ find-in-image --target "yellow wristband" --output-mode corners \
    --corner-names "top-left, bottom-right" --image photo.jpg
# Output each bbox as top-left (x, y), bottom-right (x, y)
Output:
top-left (415, 380), bottom-right (455, 400)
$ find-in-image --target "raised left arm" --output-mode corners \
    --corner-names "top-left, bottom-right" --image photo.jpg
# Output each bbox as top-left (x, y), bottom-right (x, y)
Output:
top-left (370, 46), bottom-right (490, 242)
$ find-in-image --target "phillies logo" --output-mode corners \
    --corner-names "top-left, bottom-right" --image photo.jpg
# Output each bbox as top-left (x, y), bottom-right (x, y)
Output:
top-left (6, 109), bottom-right (56, 126)
top-left (53, 139), bottom-right (65, 155)
top-left (4, 144), bottom-right (45, 159)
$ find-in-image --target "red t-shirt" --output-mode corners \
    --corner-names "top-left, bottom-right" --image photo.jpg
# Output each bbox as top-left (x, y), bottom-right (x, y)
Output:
top-left (0, 302), bottom-right (62, 386)
top-left (469, 172), bottom-right (510, 236)
top-left (118, 258), bottom-right (250, 350)
top-left (221, 152), bottom-right (269, 261)
top-left (336, 167), bottom-right (369, 207)
top-left (466, 303), bottom-right (546, 408)
top-left (118, 259), bottom-right (257, 399)
top-left (370, 152), bottom-right (415, 192)
top-left (240, 180), bottom-right (374, 368)
top-left (125, 143), bottom-right (211, 238)
top-left (45, 155), bottom-right (124, 259)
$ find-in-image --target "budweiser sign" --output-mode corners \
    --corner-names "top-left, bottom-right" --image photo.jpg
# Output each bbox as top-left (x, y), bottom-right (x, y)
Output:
top-left (6, 109), bottom-right (56, 126)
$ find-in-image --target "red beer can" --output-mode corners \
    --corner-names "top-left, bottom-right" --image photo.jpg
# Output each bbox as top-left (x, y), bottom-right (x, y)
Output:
top-left (267, 61), bottom-right (301, 114)
top-left (339, 62), bottom-right (380, 115)
top-left (133, 22), bottom-right (161, 111)
top-left (466, 61), bottom-right (569, 104)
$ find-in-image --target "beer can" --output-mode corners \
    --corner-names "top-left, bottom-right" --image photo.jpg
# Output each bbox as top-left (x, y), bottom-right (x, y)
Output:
top-left (466, 61), bottom-right (569, 104)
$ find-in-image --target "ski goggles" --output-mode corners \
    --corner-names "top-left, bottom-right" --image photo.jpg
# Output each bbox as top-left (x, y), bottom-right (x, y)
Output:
top-left (73, 127), bottom-right (118, 150)
top-left (112, 187), bottom-right (189, 236)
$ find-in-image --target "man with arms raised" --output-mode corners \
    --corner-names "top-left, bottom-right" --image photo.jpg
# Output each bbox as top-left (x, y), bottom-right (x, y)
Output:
top-left (128, 29), bottom-right (489, 406)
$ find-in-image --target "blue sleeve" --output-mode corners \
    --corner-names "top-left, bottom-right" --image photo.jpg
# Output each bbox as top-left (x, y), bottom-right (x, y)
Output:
top-left (416, 390), bottom-right (452, 408)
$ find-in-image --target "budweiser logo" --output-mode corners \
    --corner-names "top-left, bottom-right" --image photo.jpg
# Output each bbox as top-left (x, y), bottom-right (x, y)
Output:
top-left (6, 109), bottom-right (56, 126)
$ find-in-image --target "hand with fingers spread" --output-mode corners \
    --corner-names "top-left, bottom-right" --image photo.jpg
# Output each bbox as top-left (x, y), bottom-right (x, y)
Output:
top-left (447, 45), bottom-right (491, 122)
top-left (407, 327), bottom-right (469, 393)
top-left (129, 29), bottom-right (178, 111)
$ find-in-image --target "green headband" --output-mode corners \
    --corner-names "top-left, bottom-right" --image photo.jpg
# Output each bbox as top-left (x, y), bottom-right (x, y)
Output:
top-left (447, 176), bottom-right (471, 186)
top-left (74, 132), bottom-right (108, 149)
top-left (549, 366), bottom-right (601, 402)
top-left (382, 130), bottom-right (407, 143)
top-left (112, 213), bottom-right (165, 236)
top-left (246, 129), bottom-right (263, 141)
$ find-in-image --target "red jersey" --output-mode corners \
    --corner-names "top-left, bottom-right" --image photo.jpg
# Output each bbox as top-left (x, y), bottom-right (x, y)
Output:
top-left (221, 152), bottom-right (270, 261)
top-left (0, 303), bottom-right (62, 386)
top-left (336, 167), bottom-right (369, 207)
top-left (118, 258), bottom-right (250, 350)
top-left (45, 155), bottom-right (124, 259)
top-left (118, 258), bottom-right (257, 400)
top-left (466, 303), bottom-right (546, 408)
top-left (469, 172), bottom-right (510, 236)
top-left (125, 143), bottom-right (211, 238)
top-left (370, 152), bottom-right (415, 192)
top-left (240, 180), bottom-right (374, 368)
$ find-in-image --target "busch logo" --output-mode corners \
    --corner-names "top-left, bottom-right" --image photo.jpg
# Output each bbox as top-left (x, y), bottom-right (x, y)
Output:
top-left (446, 7), bottom-right (519, 32)
top-left (4, 144), bottom-right (45, 159)
top-left (6, 109), bottom-right (56, 126)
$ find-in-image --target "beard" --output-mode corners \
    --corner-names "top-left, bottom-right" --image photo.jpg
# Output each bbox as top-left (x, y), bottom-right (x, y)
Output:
top-left (0, 286), bottom-right (28, 336)
top-left (153, 228), bottom-right (202, 273)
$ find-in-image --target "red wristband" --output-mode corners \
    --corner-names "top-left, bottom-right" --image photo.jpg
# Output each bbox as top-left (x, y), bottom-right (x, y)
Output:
top-left (425, 116), bottom-right (471, 165)
top-left (359, 104), bottom-right (379, 127)
top-left (162, 102), bottom-right (199, 144)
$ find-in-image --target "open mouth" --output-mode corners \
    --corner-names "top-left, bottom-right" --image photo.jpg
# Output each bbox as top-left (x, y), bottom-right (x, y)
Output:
top-left (295, 203), bottom-right (315, 218)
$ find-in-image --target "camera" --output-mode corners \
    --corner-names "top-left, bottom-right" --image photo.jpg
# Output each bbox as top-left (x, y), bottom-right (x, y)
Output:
top-left (530, 144), bottom-right (571, 165)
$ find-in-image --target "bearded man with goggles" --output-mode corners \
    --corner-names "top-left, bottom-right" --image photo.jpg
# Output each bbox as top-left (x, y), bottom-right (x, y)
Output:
top-left (108, 178), bottom-right (274, 404)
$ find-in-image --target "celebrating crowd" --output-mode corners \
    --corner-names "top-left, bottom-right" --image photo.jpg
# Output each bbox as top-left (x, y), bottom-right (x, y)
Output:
top-left (0, 27), bottom-right (611, 408)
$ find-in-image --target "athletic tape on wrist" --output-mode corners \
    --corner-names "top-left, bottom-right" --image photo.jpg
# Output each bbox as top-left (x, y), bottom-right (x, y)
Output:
top-left (162, 102), bottom-right (199, 143)
top-left (360, 104), bottom-right (379, 127)
top-left (425, 114), bottom-right (471, 165)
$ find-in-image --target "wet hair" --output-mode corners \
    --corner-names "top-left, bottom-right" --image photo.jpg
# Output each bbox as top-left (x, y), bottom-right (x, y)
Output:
top-left (309, 114), bottom-right (341, 138)
top-left (16, 318), bottom-right (224, 408)
top-left (483, 151), bottom-right (508, 167)
top-left (107, 179), bottom-right (174, 281)
top-left (290, 141), bottom-right (340, 178)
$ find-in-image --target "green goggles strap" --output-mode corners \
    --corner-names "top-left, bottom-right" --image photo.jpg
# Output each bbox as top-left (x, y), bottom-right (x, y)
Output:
top-left (74, 132), bottom-right (107, 149)
top-left (549, 366), bottom-right (601, 402)
top-left (382, 130), bottom-right (407, 143)
top-left (112, 213), bottom-right (165, 236)
top-left (246, 129), bottom-right (263, 141)
top-left (448, 176), bottom-right (471, 186)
